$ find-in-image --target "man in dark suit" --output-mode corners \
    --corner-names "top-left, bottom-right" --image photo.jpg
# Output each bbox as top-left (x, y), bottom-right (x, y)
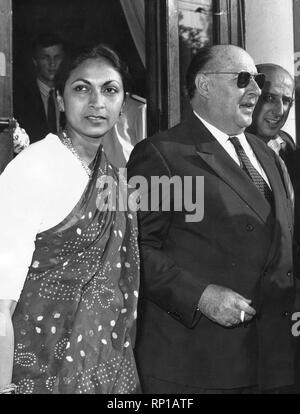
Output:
top-left (127, 45), bottom-right (296, 393)
top-left (13, 32), bottom-right (65, 143)
top-left (247, 63), bottom-right (296, 163)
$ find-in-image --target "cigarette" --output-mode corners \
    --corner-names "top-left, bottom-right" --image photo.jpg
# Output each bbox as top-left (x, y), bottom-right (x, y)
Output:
top-left (240, 310), bottom-right (245, 323)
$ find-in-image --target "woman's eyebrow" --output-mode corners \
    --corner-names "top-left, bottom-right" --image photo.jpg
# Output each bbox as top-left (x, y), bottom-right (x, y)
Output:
top-left (71, 78), bottom-right (91, 85)
top-left (70, 79), bottom-right (121, 86)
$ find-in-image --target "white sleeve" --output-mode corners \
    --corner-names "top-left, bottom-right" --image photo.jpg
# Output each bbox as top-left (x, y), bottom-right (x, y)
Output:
top-left (0, 151), bottom-right (46, 301)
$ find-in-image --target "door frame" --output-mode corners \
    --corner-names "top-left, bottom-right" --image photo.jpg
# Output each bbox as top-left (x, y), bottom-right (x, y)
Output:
top-left (0, 0), bottom-right (13, 173)
top-left (145, 0), bottom-right (245, 136)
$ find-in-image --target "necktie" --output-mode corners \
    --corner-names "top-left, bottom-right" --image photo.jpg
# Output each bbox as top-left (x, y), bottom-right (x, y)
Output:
top-left (47, 89), bottom-right (57, 133)
top-left (229, 136), bottom-right (273, 205)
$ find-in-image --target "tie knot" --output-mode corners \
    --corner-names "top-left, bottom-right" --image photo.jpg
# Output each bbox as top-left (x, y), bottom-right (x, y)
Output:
top-left (49, 89), bottom-right (55, 98)
top-left (228, 136), bottom-right (243, 151)
top-left (228, 136), bottom-right (239, 145)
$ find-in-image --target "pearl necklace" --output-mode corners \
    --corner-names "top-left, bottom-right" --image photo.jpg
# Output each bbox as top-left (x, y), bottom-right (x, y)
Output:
top-left (61, 131), bottom-right (92, 177)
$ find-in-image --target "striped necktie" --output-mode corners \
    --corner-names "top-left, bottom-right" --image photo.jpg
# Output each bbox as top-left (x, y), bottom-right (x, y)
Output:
top-left (229, 136), bottom-right (273, 205)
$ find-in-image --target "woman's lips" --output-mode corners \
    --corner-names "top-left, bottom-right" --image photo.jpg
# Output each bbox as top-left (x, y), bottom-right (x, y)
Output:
top-left (85, 115), bottom-right (107, 122)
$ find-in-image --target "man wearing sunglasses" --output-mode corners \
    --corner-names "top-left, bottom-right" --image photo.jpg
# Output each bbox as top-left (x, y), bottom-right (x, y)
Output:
top-left (247, 63), bottom-right (296, 163)
top-left (127, 45), bottom-right (295, 393)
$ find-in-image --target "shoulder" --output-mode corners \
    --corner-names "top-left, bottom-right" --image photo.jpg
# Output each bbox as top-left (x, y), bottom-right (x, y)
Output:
top-left (279, 130), bottom-right (297, 151)
top-left (245, 131), bottom-right (264, 145)
top-left (131, 124), bottom-right (179, 154)
top-left (246, 132), bottom-right (281, 167)
top-left (14, 78), bottom-right (39, 97)
top-left (0, 135), bottom-right (61, 213)
top-left (132, 113), bottom-right (203, 154)
top-left (12, 133), bottom-right (61, 163)
top-left (246, 132), bottom-right (274, 153)
top-left (127, 121), bottom-right (193, 178)
top-left (125, 94), bottom-right (146, 108)
top-left (128, 94), bottom-right (146, 105)
top-left (285, 147), bottom-right (300, 179)
top-left (124, 94), bottom-right (146, 116)
top-left (129, 94), bottom-right (147, 104)
top-left (1, 134), bottom-right (66, 185)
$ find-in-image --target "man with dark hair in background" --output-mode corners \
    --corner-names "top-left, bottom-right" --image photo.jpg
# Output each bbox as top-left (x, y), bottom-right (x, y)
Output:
top-left (247, 64), bottom-right (296, 207)
top-left (14, 32), bottom-right (65, 143)
top-left (247, 63), bottom-right (296, 163)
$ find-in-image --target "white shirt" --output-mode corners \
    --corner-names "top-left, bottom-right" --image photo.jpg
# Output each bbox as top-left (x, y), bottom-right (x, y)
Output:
top-left (267, 135), bottom-right (285, 156)
top-left (0, 134), bottom-right (89, 300)
top-left (193, 111), bottom-right (271, 187)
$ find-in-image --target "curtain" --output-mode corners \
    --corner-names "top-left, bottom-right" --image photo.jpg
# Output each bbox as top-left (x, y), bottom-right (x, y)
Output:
top-left (120, 0), bottom-right (145, 67)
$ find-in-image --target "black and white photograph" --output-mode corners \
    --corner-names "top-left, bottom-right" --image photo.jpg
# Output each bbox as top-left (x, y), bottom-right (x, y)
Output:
top-left (0, 0), bottom-right (300, 398)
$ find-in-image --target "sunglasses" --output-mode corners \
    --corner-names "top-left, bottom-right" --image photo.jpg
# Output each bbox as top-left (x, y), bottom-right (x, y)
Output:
top-left (201, 71), bottom-right (265, 89)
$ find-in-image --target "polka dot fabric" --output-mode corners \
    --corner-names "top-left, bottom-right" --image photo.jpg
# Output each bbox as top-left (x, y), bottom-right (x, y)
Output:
top-left (12, 146), bottom-right (140, 394)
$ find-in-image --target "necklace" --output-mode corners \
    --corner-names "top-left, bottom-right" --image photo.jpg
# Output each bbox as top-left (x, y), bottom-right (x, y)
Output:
top-left (61, 131), bottom-right (92, 177)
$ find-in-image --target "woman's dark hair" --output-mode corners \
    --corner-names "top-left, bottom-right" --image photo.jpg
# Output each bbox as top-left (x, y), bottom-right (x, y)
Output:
top-left (55, 43), bottom-right (131, 96)
top-left (185, 46), bottom-right (213, 99)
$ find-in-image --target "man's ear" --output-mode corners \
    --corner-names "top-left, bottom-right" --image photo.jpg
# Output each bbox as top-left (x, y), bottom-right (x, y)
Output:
top-left (32, 58), bottom-right (37, 68)
top-left (56, 91), bottom-right (65, 112)
top-left (195, 73), bottom-right (209, 98)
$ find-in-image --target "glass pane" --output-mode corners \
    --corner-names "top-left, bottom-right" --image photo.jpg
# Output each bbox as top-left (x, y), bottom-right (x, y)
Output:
top-left (178, 0), bottom-right (213, 117)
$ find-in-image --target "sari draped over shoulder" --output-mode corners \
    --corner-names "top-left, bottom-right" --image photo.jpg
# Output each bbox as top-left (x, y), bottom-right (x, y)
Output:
top-left (12, 145), bottom-right (140, 394)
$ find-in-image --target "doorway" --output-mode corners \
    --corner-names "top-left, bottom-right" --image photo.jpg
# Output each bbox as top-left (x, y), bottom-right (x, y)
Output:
top-left (12, 0), bottom-right (146, 99)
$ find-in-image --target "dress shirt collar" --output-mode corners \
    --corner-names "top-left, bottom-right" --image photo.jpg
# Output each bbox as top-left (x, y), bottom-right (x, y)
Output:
top-left (193, 110), bottom-right (245, 145)
top-left (267, 135), bottom-right (285, 156)
top-left (37, 78), bottom-right (52, 98)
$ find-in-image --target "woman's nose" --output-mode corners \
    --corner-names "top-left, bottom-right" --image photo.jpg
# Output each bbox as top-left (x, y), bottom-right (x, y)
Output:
top-left (89, 90), bottom-right (104, 108)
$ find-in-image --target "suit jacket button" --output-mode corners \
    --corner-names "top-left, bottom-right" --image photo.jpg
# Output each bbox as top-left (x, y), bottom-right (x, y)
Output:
top-left (287, 271), bottom-right (292, 277)
top-left (246, 224), bottom-right (254, 232)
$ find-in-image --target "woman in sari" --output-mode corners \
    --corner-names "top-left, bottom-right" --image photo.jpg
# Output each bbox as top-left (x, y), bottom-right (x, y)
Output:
top-left (0, 44), bottom-right (140, 394)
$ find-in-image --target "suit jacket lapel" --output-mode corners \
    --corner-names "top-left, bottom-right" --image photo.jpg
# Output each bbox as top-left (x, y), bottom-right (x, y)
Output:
top-left (246, 133), bottom-right (294, 268)
top-left (186, 113), bottom-right (272, 223)
top-left (246, 133), bottom-right (288, 206)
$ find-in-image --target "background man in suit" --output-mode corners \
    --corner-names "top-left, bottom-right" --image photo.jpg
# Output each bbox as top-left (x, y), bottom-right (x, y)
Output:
top-left (14, 32), bottom-right (65, 143)
top-left (127, 45), bottom-right (296, 393)
top-left (247, 64), bottom-right (296, 207)
top-left (247, 63), bottom-right (296, 163)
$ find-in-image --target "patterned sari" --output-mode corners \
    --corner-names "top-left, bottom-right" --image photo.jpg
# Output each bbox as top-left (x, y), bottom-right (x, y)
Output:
top-left (12, 145), bottom-right (140, 394)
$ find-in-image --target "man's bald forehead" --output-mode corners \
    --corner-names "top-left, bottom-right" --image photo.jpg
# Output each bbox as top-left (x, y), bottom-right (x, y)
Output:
top-left (203, 44), bottom-right (254, 71)
top-left (256, 63), bottom-right (294, 88)
top-left (185, 44), bottom-right (256, 99)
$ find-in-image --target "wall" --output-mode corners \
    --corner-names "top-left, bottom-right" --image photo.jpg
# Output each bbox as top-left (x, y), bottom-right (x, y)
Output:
top-left (244, 0), bottom-right (295, 140)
